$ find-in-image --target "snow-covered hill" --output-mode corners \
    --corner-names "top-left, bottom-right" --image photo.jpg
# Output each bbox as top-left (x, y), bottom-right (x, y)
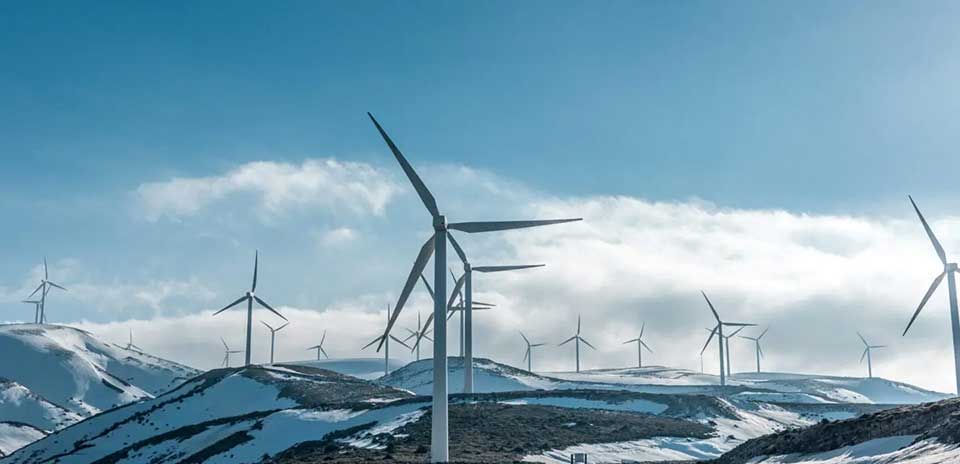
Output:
top-left (380, 357), bottom-right (562, 394)
top-left (283, 357), bottom-right (406, 380)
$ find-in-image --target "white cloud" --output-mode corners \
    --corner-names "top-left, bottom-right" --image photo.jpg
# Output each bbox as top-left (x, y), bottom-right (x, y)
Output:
top-left (135, 159), bottom-right (401, 221)
top-left (316, 227), bottom-right (357, 247)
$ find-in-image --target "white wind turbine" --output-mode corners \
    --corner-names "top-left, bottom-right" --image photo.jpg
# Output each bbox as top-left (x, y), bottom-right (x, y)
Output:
top-left (125, 329), bottom-right (143, 352)
top-left (261, 321), bottom-right (289, 364)
top-left (27, 258), bottom-right (66, 324)
top-left (623, 322), bottom-right (653, 368)
top-left (212, 251), bottom-right (287, 366)
top-left (519, 331), bottom-right (545, 373)
top-left (559, 314), bottom-right (595, 373)
top-left (721, 326), bottom-right (746, 376)
top-left (700, 291), bottom-right (755, 386)
top-left (858, 331), bottom-right (885, 379)
top-left (368, 113), bottom-right (580, 463)
top-left (414, 273), bottom-right (492, 359)
top-left (739, 328), bottom-right (769, 373)
top-left (221, 338), bottom-right (243, 368)
top-left (363, 304), bottom-right (411, 376)
top-left (307, 330), bottom-right (329, 360)
top-left (403, 311), bottom-right (433, 361)
top-left (446, 268), bottom-right (497, 358)
top-left (21, 300), bottom-right (41, 324)
top-left (903, 196), bottom-right (960, 394)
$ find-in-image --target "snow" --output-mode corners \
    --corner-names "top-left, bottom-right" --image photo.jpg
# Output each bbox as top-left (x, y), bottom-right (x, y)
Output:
top-left (0, 423), bottom-right (44, 457)
top-left (0, 381), bottom-right (81, 432)
top-left (500, 396), bottom-right (668, 414)
top-left (281, 358), bottom-right (405, 380)
top-left (746, 436), bottom-right (960, 464)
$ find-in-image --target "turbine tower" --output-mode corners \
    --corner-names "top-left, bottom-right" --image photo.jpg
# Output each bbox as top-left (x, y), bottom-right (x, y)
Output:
top-left (368, 113), bottom-right (580, 464)
top-left (721, 326), bottom-right (746, 377)
top-left (212, 251), bottom-right (287, 366)
top-left (21, 300), bottom-right (41, 324)
top-left (739, 328), bottom-right (769, 373)
top-left (261, 321), bottom-right (289, 364)
top-left (446, 268), bottom-right (497, 360)
top-left (559, 314), bottom-right (595, 373)
top-left (623, 322), bottom-right (653, 368)
top-left (307, 330), bottom-right (329, 360)
top-left (858, 331), bottom-right (885, 379)
top-left (125, 329), bottom-right (143, 352)
top-left (363, 304), bottom-right (411, 376)
top-left (221, 338), bottom-right (243, 367)
top-left (700, 291), bottom-right (755, 386)
top-left (403, 311), bottom-right (433, 361)
top-left (415, 273), bottom-right (492, 359)
top-left (903, 196), bottom-right (960, 394)
top-left (27, 258), bottom-right (66, 324)
top-left (519, 331), bottom-right (545, 372)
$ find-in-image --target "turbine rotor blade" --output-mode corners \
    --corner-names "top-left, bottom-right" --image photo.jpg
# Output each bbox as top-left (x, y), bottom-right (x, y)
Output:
top-left (261, 321), bottom-right (274, 331)
top-left (520, 331), bottom-right (530, 345)
top-left (472, 264), bottom-right (545, 272)
top-left (419, 273), bottom-right (435, 300)
top-left (254, 296), bottom-right (287, 321)
top-left (27, 283), bottom-right (43, 298)
top-left (759, 327), bottom-right (769, 339)
top-left (379, 235), bottom-right (436, 351)
top-left (447, 218), bottom-right (582, 234)
top-left (857, 331), bottom-right (868, 346)
top-left (368, 113), bottom-right (440, 218)
top-left (909, 195), bottom-right (948, 265)
top-left (581, 338), bottom-right (597, 350)
top-left (320, 347), bottom-right (329, 359)
top-left (640, 340), bottom-right (653, 352)
top-left (362, 336), bottom-right (383, 351)
top-left (390, 334), bottom-right (411, 349)
top-left (276, 322), bottom-right (289, 331)
top-left (213, 296), bottom-right (248, 316)
top-left (523, 348), bottom-right (529, 362)
top-left (221, 337), bottom-right (229, 350)
top-left (252, 250), bottom-right (259, 292)
top-left (702, 291), bottom-right (721, 323)
top-left (447, 232), bottom-right (468, 264)
top-left (904, 271), bottom-right (946, 336)
top-left (559, 335), bottom-right (577, 346)
top-left (640, 322), bottom-right (645, 339)
top-left (701, 326), bottom-right (718, 355)
top-left (623, 338), bottom-right (639, 344)
top-left (46, 281), bottom-right (66, 291)
top-left (860, 347), bottom-right (868, 363)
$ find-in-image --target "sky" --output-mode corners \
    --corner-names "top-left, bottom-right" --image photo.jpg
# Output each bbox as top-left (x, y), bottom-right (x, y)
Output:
top-left (3, 1), bottom-right (960, 392)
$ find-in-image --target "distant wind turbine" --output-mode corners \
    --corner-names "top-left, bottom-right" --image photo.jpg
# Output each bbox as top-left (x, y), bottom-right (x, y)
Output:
top-left (125, 329), bottom-right (143, 352)
top-left (307, 330), bottom-right (329, 360)
top-left (446, 268), bottom-right (498, 359)
top-left (700, 291), bottom-right (755, 386)
top-left (363, 304), bottom-right (411, 376)
top-left (902, 196), bottom-right (960, 394)
top-left (368, 112), bottom-right (581, 462)
top-left (212, 251), bottom-right (287, 366)
top-left (261, 321), bottom-right (289, 364)
top-left (221, 338), bottom-right (243, 367)
top-left (27, 258), bottom-right (66, 324)
top-left (519, 331), bottom-right (545, 373)
top-left (559, 314), bottom-right (595, 373)
top-left (858, 331), bottom-right (885, 379)
top-left (403, 311), bottom-right (432, 361)
top-left (721, 326), bottom-right (746, 376)
top-left (21, 300), bottom-right (41, 324)
top-left (623, 322), bottom-right (653, 368)
top-left (739, 328), bottom-right (769, 373)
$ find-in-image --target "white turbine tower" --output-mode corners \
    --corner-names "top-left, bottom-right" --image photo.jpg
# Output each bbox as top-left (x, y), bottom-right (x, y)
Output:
top-left (700, 291), bottom-right (755, 386)
top-left (212, 251), bottom-right (287, 366)
top-left (858, 331), bottom-right (885, 379)
top-left (903, 195), bottom-right (960, 394)
top-left (519, 331), bottom-right (545, 372)
top-left (363, 304), bottom-right (411, 376)
top-left (622, 322), bottom-right (653, 368)
top-left (221, 338), bottom-right (243, 367)
top-left (125, 329), bottom-right (143, 352)
top-left (739, 328), bottom-right (769, 373)
top-left (261, 321), bottom-right (289, 364)
top-left (21, 300), bottom-right (41, 324)
top-left (559, 314), bottom-right (595, 373)
top-left (27, 258), bottom-right (66, 324)
top-left (721, 326), bottom-right (746, 377)
top-left (308, 330), bottom-right (329, 360)
top-left (415, 273), bottom-right (492, 359)
top-left (368, 113), bottom-right (580, 463)
top-left (446, 268), bottom-right (497, 358)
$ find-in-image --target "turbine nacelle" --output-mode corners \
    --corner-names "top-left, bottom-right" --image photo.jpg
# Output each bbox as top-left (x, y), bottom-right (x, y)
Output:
top-left (947, 263), bottom-right (958, 272)
top-left (433, 215), bottom-right (447, 230)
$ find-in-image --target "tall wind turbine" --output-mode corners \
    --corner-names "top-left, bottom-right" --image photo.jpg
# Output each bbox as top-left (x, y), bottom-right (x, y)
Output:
top-left (415, 272), bottom-right (490, 358)
top-left (212, 251), bottom-right (287, 366)
top-left (903, 196), bottom-right (960, 394)
top-left (700, 291), bottom-right (755, 386)
top-left (261, 321), bottom-right (289, 364)
top-left (368, 113), bottom-right (581, 464)
top-left (125, 329), bottom-right (143, 352)
top-left (739, 328), bottom-right (769, 373)
top-left (307, 330), bottom-right (329, 360)
top-left (559, 314), bottom-right (595, 373)
top-left (858, 332), bottom-right (885, 379)
top-left (623, 322), bottom-right (653, 368)
top-left (446, 268), bottom-right (497, 359)
top-left (27, 258), bottom-right (66, 324)
top-left (519, 331), bottom-right (545, 372)
top-left (21, 300), bottom-right (41, 324)
top-left (221, 338), bottom-right (243, 367)
top-left (363, 304), bottom-right (411, 376)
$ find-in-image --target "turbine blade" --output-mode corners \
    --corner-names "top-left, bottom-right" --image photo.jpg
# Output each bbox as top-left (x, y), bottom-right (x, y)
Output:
top-left (531, 343), bottom-right (546, 347)
top-left (909, 195), bottom-right (948, 265)
top-left (727, 327), bottom-right (745, 337)
top-left (577, 314), bottom-right (581, 335)
top-left (702, 291), bottom-right (721, 323)
top-left (221, 337), bottom-right (229, 350)
top-left (904, 271), bottom-right (946, 335)
top-left (722, 322), bottom-right (756, 327)
top-left (414, 312), bottom-right (436, 349)
top-left (320, 330), bottom-right (326, 346)
top-left (254, 296), bottom-right (287, 321)
top-left (27, 283), bottom-right (43, 298)
top-left (872, 345), bottom-right (887, 349)
top-left (447, 232), bottom-right (468, 264)
top-left (320, 347), bottom-right (329, 359)
top-left (520, 331), bottom-right (530, 345)
top-left (640, 340), bottom-right (653, 352)
top-left (213, 296), bottom-right (248, 316)
top-left (419, 273), bottom-right (435, 300)
top-left (46, 281), bottom-right (67, 291)
top-left (390, 334), bottom-right (411, 349)
top-left (367, 113), bottom-right (440, 218)
top-left (472, 264), bottom-right (545, 273)
top-left (558, 335), bottom-right (577, 346)
top-left (857, 331), bottom-right (868, 346)
top-left (523, 348), bottom-right (529, 362)
top-left (758, 345), bottom-right (764, 358)
top-left (472, 300), bottom-right (497, 307)
top-left (759, 327), bottom-right (769, 340)
top-left (379, 234), bottom-right (436, 351)
top-left (448, 218), bottom-right (582, 234)
top-left (640, 322), bottom-right (645, 339)
top-left (622, 338), bottom-right (639, 344)
top-left (860, 347), bottom-right (868, 363)
top-left (276, 322), bottom-right (289, 331)
top-left (252, 250), bottom-right (259, 292)
top-left (446, 273), bottom-right (466, 312)
top-left (261, 321), bottom-right (274, 331)
top-left (701, 326), bottom-right (718, 355)
top-left (362, 336), bottom-right (384, 351)
top-left (581, 338), bottom-right (597, 350)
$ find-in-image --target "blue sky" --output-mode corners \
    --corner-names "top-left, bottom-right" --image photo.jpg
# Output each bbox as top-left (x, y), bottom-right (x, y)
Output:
top-left (3, 2), bottom-right (960, 390)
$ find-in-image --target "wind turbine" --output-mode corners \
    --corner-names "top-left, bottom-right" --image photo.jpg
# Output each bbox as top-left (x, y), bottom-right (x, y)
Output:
top-left (739, 328), bottom-right (769, 373)
top-left (261, 321), bottom-right (289, 364)
top-left (721, 326), bottom-right (746, 376)
top-left (903, 196), bottom-right (960, 394)
top-left (27, 258), bottom-right (66, 324)
top-left (21, 300), bottom-right (40, 324)
top-left (125, 329), bottom-right (143, 352)
top-left (212, 251), bottom-right (286, 366)
top-left (367, 113), bottom-right (581, 463)
top-left (623, 322), bottom-right (653, 368)
top-left (858, 332), bottom-right (885, 379)
top-left (519, 331), bottom-right (545, 372)
top-left (221, 338), bottom-right (243, 367)
top-left (403, 311), bottom-right (433, 361)
top-left (559, 314), bottom-right (595, 373)
top-left (363, 304), bottom-right (411, 376)
top-left (307, 330), bottom-right (329, 360)
top-left (446, 268), bottom-right (498, 359)
top-left (415, 273), bottom-right (487, 357)
top-left (700, 291), bottom-right (755, 386)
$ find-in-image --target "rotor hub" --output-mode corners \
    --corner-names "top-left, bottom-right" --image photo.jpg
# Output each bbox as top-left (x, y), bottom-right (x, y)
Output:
top-left (948, 263), bottom-right (958, 272)
top-left (246, 291), bottom-right (255, 297)
top-left (464, 262), bottom-right (471, 272)
top-left (433, 215), bottom-right (447, 231)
